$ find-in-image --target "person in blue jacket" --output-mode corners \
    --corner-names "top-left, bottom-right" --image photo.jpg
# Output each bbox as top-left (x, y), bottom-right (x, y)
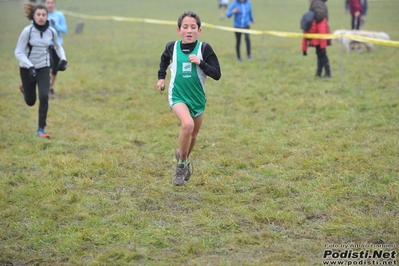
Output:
top-left (226, 0), bottom-right (254, 61)
top-left (44, 0), bottom-right (67, 96)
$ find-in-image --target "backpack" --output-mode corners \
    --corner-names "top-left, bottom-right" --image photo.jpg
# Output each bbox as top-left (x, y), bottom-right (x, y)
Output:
top-left (300, 11), bottom-right (315, 31)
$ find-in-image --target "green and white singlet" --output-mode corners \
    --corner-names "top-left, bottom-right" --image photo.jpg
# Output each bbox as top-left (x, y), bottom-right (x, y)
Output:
top-left (168, 41), bottom-right (207, 118)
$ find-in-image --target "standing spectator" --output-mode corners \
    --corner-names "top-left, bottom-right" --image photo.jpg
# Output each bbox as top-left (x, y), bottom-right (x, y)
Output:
top-left (226, 0), bottom-right (254, 61)
top-left (346, 0), bottom-right (367, 30)
top-left (15, 3), bottom-right (67, 138)
top-left (156, 11), bottom-right (221, 186)
top-left (302, 0), bottom-right (331, 78)
top-left (44, 0), bottom-right (67, 96)
top-left (218, 0), bottom-right (229, 20)
top-left (361, 0), bottom-right (368, 25)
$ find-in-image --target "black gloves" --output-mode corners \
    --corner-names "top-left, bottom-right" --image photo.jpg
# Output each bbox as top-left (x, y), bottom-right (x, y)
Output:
top-left (28, 61), bottom-right (66, 81)
top-left (29, 67), bottom-right (37, 79)
top-left (303, 51), bottom-right (307, 56)
top-left (58, 60), bottom-right (67, 71)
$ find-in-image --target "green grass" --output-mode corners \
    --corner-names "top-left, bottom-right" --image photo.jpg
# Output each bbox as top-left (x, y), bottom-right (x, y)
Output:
top-left (1, 0), bottom-right (398, 265)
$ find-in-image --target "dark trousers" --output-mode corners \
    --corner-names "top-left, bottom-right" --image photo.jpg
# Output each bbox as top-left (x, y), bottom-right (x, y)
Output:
top-left (315, 46), bottom-right (331, 77)
top-left (234, 26), bottom-right (251, 59)
top-left (49, 45), bottom-right (60, 76)
top-left (351, 16), bottom-right (361, 30)
top-left (315, 46), bottom-right (328, 62)
top-left (20, 67), bottom-right (50, 129)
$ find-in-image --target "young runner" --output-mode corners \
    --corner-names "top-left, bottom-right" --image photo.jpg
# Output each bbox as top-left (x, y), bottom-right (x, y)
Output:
top-left (15, 3), bottom-right (67, 138)
top-left (157, 11), bottom-right (221, 185)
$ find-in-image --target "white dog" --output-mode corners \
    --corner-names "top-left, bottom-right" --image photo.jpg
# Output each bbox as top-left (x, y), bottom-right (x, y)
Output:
top-left (333, 29), bottom-right (390, 54)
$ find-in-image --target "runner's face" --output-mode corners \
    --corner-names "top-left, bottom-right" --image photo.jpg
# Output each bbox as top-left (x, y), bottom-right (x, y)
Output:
top-left (34, 8), bottom-right (48, 25)
top-left (177, 16), bottom-right (201, 44)
top-left (45, 0), bottom-right (55, 13)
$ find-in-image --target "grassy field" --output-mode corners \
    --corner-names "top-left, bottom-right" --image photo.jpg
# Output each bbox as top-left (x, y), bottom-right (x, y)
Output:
top-left (1, 0), bottom-right (398, 265)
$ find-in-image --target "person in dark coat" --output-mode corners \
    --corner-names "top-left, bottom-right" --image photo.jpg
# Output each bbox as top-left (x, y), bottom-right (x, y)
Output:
top-left (302, 0), bottom-right (331, 78)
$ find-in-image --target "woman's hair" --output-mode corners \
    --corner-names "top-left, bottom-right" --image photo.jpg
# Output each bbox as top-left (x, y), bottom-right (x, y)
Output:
top-left (23, 2), bottom-right (48, 21)
top-left (177, 11), bottom-right (201, 29)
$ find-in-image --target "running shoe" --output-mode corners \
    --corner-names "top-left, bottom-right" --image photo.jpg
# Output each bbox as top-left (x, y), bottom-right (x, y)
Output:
top-left (173, 164), bottom-right (188, 186)
top-left (37, 128), bottom-right (51, 139)
top-left (174, 149), bottom-right (192, 181)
